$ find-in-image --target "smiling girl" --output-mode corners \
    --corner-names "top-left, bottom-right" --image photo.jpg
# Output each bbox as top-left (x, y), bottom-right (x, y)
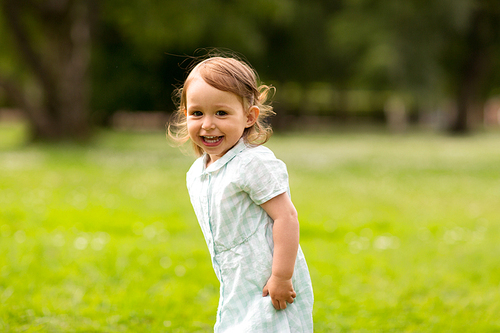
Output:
top-left (168, 54), bottom-right (313, 332)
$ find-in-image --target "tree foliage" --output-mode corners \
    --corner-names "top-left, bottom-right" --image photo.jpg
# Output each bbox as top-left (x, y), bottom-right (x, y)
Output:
top-left (1, 0), bottom-right (500, 140)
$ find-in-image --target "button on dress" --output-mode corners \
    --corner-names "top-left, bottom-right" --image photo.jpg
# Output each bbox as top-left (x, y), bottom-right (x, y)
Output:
top-left (186, 140), bottom-right (314, 332)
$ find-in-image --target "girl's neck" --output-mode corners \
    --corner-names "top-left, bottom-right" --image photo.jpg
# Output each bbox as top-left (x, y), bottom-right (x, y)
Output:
top-left (205, 154), bottom-right (216, 168)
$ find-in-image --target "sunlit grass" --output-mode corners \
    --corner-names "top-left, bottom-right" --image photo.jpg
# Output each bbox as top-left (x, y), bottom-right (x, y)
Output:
top-left (1, 125), bottom-right (500, 332)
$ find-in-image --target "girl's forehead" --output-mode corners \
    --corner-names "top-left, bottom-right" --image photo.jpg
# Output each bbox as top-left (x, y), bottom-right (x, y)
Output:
top-left (186, 77), bottom-right (239, 100)
top-left (183, 66), bottom-right (248, 107)
top-left (183, 73), bottom-right (204, 98)
top-left (185, 75), bottom-right (214, 95)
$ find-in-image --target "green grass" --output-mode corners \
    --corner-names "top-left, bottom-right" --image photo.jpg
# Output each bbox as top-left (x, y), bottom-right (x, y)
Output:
top-left (1, 123), bottom-right (500, 332)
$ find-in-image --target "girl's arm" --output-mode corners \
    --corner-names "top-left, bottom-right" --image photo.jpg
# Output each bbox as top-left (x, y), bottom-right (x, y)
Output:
top-left (260, 192), bottom-right (299, 310)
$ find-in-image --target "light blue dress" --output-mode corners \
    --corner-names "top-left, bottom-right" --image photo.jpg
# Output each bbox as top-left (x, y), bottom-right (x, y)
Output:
top-left (186, 139), bottom-right (314, 332)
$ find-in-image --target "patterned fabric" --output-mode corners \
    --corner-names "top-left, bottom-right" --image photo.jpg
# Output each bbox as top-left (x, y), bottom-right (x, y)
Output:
top-left (186, 139), bottom-right (314, 333)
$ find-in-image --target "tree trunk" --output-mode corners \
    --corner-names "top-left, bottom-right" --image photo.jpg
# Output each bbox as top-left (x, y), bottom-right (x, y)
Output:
top-left (449, 4), bottom-right (493, 134)
top-left (451, 50), bottom-right (488, 134)
top-left (1, 0), bottom-right (93, 142)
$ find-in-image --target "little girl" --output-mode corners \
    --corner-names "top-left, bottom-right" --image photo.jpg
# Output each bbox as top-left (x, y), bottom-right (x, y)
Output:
top-left (168, 54), bottom-right (313, 332)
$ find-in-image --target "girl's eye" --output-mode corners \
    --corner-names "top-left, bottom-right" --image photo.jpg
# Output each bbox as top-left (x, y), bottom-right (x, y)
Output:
top-left (216, 110), bottom-right (227, 116)
top-left (190, 111), bottom-right (203, 117)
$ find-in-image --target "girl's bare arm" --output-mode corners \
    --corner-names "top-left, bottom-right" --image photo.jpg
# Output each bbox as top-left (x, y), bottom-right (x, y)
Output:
top-left (261, 192), bottom-right (299, 310)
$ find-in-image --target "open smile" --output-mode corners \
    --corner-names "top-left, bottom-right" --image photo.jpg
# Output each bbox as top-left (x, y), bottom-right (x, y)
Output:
top-left (201, 135), bottom-right (224, 146)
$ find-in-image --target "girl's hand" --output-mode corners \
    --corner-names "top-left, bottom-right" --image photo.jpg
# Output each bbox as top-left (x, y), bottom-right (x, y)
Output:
top-left (262, 274), bottom-right (297, 310)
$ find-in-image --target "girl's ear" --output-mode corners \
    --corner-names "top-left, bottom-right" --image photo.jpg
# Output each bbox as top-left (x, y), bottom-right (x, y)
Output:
top-left (246, 106), bottom-right (260, 128)
top-left (183, 108), bottom-right (187, 116)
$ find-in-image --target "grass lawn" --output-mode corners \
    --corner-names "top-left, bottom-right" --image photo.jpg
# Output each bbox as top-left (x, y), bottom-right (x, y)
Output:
top-left (1, 123), bottom-right (499, 332)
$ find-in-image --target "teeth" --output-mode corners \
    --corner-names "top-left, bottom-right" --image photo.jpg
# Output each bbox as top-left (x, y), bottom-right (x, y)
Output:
top-left (203, 136), bottom-right (222, 143)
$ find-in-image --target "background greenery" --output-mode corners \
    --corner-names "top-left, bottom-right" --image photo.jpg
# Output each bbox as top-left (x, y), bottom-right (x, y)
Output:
top-left (1, 0), bottom-right (500, 140)
top-left (1, 1), bottom-right (499, 331)
top-left (1, 124), bottom-right (499, 332)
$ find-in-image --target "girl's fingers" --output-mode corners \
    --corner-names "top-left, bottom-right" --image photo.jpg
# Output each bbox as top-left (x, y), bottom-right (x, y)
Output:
top-left (287, 291), bottom-right (296, 304)
top-left (262, 286), bottom-right (269, 297)
top-left (267, 291), bottom-right (297, 310)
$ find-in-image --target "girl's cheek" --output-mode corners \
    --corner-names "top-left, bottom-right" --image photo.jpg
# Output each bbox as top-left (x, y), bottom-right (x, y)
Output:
top-left (186, 122), bottom-right (198, 138)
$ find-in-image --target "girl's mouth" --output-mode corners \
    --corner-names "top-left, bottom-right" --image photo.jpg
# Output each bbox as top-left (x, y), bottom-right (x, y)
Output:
top-left (202, 136), bottom-right (223, 146)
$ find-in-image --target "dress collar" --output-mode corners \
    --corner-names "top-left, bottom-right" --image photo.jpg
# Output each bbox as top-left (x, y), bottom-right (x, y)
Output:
top-left (203, 139), bottom-right (248, 173)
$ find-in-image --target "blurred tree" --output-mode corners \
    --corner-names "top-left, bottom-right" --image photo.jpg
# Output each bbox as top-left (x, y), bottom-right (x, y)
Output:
top-left (326, 0), bottom-right (500, 132)
top-left (91, 0), bottom-right (295, 122)
top-left (441, 0), bottom-right (500, 133)
top-left (0, 0), bottom-right (96, 141)
top-left (2, 0), bottom-right (498, 138)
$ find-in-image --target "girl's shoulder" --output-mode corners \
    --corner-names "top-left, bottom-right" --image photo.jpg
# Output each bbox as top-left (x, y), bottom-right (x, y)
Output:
top-left (235, 144), bottom-right (287, 176)
top-left (236, 144), bottom-right (290, 203)
top-left (237, 144), bottom-right (278, 165)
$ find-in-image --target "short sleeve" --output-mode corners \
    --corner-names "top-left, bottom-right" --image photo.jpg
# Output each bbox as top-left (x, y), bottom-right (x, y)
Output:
top-left (239, 150), bottom-right (289, 205)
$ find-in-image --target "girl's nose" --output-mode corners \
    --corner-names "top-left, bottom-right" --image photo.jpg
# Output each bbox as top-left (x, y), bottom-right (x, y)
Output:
top-left (201, 116), bottom-right (215, 130)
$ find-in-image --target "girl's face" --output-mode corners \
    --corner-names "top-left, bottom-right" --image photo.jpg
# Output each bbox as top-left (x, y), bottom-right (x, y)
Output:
top-left (185, 74), bottom-right (259, 166)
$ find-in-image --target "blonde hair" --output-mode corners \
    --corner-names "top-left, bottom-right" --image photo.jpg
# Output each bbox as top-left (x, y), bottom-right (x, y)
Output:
top-left (167, 55), bottom-right (275, 156)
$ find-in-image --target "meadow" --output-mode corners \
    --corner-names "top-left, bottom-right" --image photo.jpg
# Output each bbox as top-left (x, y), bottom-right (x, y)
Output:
top-left (1, 123), bottom-right (499, 332)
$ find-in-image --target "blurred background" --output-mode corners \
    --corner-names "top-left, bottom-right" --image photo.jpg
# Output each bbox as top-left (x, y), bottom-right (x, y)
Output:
top-left (1, 0), bottom-right (500, 139)
top-left (2, 1), bottom-right (500, 331)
